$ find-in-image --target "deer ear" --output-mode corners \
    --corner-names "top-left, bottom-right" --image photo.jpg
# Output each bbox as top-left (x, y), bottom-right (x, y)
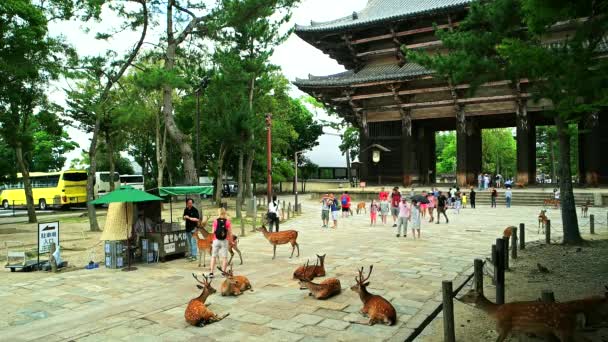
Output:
top-left (363, 282), bottom-right (370, 287)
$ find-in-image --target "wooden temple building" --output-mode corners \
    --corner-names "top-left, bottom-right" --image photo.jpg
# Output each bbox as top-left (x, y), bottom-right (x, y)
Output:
top-left (293, 0), bottom-right (608, 186)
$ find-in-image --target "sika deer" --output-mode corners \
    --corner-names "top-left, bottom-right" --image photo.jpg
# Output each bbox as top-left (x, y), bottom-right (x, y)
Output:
top-left (458, 289), bottom-right (580, 341)
top-left (350, 265), bottom-right (396, 326)
top-left (502, 226), bottom-right (515, 238)
top-left (356, 202), bottom-right (367, 214)
top-left (581, 200), bottom-right (591, 218)
top-left (538, 210), bottom-right (549, 234)
top-left (293, 254), bottom-right (326, 280)
top-left (217, 264), bottom-right (252, 296)
top-left (256, 224), bottom-right (299, 259)
top-left (184, 273), bottom-right (229, 327)
top-left (299, 277), bottom-right (341, 300)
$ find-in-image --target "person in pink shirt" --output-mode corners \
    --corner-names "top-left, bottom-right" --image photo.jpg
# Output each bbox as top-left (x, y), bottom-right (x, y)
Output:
top-left (396, 197), bottom-right (410, 238)
top-left (208, 208), bottom-right (233, 278)
top-left (369, 200), bottom-right (379, 226)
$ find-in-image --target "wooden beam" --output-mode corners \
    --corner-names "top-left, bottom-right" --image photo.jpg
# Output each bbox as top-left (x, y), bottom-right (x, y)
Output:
top-left (356, 41), bottom-right (442, 58)
top-left (354, 94), bottom-right (530, 112)
top-left (351, 22), bottom-right (461, 45)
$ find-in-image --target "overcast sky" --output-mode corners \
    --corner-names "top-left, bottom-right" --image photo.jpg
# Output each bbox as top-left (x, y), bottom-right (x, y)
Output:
top-left (50, 0), bottom-right (369, 170)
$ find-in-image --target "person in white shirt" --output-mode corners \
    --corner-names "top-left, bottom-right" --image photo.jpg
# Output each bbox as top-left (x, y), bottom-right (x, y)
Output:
top-left (267, 195), bottom-right (280, 232)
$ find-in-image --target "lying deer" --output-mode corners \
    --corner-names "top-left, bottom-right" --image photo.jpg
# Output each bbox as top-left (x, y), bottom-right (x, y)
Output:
top-left (256, 224), bottom-right (299, 259)
top-left (356, 202), bottom-right (367, 214)
top-left (195, 216), bottom-right (243, 267)
top-left (299, 276), bottom-right (341, 300)
top-left (581, 200), bottom-right (591, 218)
top-left (458, 289), bottom-right (581, 341)
top-left (217, 264), bottom-right (252, 297)
top-left (293, 254), bottom-right (326, 280)
top-left (350, 265), bottom-right (396, 326)
top-left (538, 210), bottom-right (549, 234)
top-left (184, 273), bottom-right (229, 327)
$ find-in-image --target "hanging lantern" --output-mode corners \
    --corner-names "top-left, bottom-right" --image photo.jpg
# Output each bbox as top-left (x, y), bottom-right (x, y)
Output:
top-left (372, 149), bottom-right (381, 163)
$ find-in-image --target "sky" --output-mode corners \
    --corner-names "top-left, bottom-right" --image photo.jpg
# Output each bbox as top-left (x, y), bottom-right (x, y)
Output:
top-left (49, 0), bottom-right (369, 170)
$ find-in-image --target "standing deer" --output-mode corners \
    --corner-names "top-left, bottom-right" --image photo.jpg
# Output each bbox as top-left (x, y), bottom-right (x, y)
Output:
top-left (293, 254), bottom-right (326, 280)
top-left (350, 265), bottom-right (396, 326)
top-left (299, 277), bottom-right (341, 300)
top-left (195, 216), bottom-right (243, 267)
top-left (581, 200), bottom-right (591, 218)
top-left (184, 273), bottom-right (229, 327)
top-left (458, 289), bottom-right (585, 341)
top-left (538, 209), bottom-right (549, 234)
top-left (217, 264), bottom-right (252, 296)
top-left (256, 224), bottom-right (299, 259)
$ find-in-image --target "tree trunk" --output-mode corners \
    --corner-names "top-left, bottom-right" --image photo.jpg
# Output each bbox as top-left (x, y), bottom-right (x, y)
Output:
top-left (549, 133), bottom-right (556, 183)
top-left (346, 149), bottom-right (352, 186)
top-left (236, 150), bottom-right (244, 219)
top-left (15, 144), bottom-right (37, 223)
top-left (555, 116), bottom-right (582, 244)
top-left (156, 107), bottom-right (166, 188)
top-left (245, 75), bottom-right (256, 199)
top-left (87, 118), bottom-right (101, 232)
top-left (215, 144), bottom-right (227, 206)
top-left (107, 132), bottom-right (116, 191)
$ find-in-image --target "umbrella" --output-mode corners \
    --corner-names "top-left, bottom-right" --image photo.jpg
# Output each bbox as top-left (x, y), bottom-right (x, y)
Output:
top-left (90, 186), bottom-right (163, 271)
top-left (410, 194), bottom-right (430, 204)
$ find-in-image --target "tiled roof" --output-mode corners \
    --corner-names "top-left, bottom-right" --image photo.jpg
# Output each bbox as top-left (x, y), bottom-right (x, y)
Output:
top-left (293, 62), bottom-right (431, 87)
top-left (295, 0), bottom-right (472, 33)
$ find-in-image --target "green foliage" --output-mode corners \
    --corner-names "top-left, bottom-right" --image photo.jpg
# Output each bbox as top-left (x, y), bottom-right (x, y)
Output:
top-left (339, 126), bottom-right (360, 161)
top-left (481, 129), bottom-right (516, 177)
top-left (436, 132), bottom-right (456, 174)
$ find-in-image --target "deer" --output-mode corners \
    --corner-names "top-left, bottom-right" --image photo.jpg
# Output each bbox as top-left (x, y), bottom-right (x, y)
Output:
top-left (349, 265), bottom-right (397, 326)
top-left (538, 210), bottom-right (549, 234)
top-left (502, 226), bottom-right (515, 238)
top-left (458, 289), bottom-right (593, 341)
top-left (256, 224), bottom-right (299, 259)
top-left (184, 273), bottom-right (229, 327)
top-left (217, 264), bottom-right (252, 297)
top-left (195, 216), bottom-right (243, 267)
top-left (293, 254), bottom-right (326, 280)
top-left (356, 202), bottom-right (367, 214)
top-left (581, 200), bottom-right (591, 218)
top-left (298, 276), bottom-right (341, 300)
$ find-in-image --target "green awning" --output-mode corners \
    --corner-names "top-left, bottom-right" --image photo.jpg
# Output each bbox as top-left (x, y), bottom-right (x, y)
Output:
top-left (159, 186), bottom-right (214, 197)
top-left (89, 186), bottom-right (163, 204)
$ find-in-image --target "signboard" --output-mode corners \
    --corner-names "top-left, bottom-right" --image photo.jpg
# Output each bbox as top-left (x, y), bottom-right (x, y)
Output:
top-left (165, 242), bottom-right (176, 253)
top-left (359, 181), bottom-right (366, 189)
top-left (38, 222), bottom-right (59, 254)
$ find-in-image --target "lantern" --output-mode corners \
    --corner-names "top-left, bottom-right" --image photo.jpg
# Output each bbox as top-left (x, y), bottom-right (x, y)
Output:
top-left (372, 149), bottom-right (381, 163)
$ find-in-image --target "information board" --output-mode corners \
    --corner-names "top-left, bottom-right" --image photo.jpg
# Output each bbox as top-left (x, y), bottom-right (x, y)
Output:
top-left (38, 222), bottom-right (59, 254)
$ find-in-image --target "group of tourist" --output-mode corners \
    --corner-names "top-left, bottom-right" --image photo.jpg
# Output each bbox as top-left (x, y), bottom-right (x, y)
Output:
top-left (319, 192), bottom-right (348, 229)
top-left (478, 172), bottom-right (515, 189)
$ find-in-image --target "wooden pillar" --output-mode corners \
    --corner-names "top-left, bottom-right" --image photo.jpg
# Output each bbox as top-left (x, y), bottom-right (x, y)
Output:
top-left (456, 118), bottom-right (481, 187)
top-left (402, 126), bottom-right (416, 186)
top-left (516, 117), bottom-right (536, 185)
top-left (579, 114), bottom-right (601, 186)
top-left (359, 128), bottom-right (370, 182)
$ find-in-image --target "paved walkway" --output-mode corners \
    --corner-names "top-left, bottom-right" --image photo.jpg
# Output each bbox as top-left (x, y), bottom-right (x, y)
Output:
top-left (1, 199), bottom-right (605, 342)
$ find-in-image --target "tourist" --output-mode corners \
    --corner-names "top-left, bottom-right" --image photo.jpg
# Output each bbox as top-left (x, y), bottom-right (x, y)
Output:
top-left (379, 197), bottom-right (390, 224)
top-left (420, 190), bottom-right (428, 218)
top-left (410, 199), bottom-right (421, 239)
top-left (505, 187), bottom-right (512, 208)
top-left (490, 187), bottom-right (498, 208)
top-left (340, 191), bottom-right (351, 218)
top-left (208, 207), bottom-right (232, 278)
top-left (370, 200), bottom-right (379, 226)
top-left (379, 187), bottom-right (389, 201)
top-left (454, 189), bottom-right (462, 214)
top-left (461, 192), bottom-right (467, 209)
top-left (449, 187), bottom-right (457, 208)
top-left (426, 191), bottom-right (435, 223)
top-left (496, 174), bottom-right (503, 188)
top-left (396, 197), bottom-right (410, 238)
top-left (320, 194), bottom-right (330, 228)
top-left (390, 187), bottom-right (401, 227)
top-left (478, 173), bottom-right (483, 190)
top-left (484, 174), bottom-right (490, 190)
top-left (267, 195), bottom-right (280, 232)
top-left (553, 188), bottom-right (560, 200)
top-left (410, 187), bottom-right (415, 197)
top-left (329, 193), bottom-right (340, 229)
top-left (183, 198), bottom-right (200, 261)
top-left (469, 187), bottom-right (476, 209)
top-left (436, 191), bottom-right (449, 224)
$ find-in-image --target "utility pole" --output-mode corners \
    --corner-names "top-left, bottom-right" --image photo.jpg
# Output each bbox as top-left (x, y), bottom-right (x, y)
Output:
top-left (266, 113), bottom-right (272, 203)
top-left (294, 150), bottom-right (304, 212)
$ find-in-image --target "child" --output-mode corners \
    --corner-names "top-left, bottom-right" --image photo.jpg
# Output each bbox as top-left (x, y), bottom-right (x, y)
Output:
top-left (410, 200), bottom-right (421, 239)
top-left (370, 200), bottom-right (379, 226)
top-left (379, 199), bottom-right (389, 224)
top-left (461, 193), bottom-right (467, 209)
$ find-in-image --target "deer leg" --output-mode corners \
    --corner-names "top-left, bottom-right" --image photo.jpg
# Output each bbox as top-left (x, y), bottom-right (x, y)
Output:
top-left (234, 246), bottom-right (243, 265)
top-left (272, 245), bottom-right (276, 259)
top-left (198, 250), bottom-right (202, 267)
top-left (228, 249), bottom-right (234, 265)
top-left (290, 243), bottom-right (295, 258)
top-left (295, 242), bottom-right (300, 257)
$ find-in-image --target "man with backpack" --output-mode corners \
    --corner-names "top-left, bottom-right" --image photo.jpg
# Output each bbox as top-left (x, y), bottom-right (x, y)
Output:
top-left (267, 195), bottom-right (280, 232)
top-left (329, 193), bottom-right (340, 229)
top-left (208, 207), bottom-right (232, 278)
top-left (340, 191), bottom-right (351, 218)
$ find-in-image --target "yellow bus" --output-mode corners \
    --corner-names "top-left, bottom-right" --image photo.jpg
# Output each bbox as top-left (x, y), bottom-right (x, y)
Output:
top-left (0, 170), bottom-right (88, 210)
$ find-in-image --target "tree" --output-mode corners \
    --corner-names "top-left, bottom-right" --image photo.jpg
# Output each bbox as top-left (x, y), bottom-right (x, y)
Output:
top-left (409, 0), bottom-right (608, 244)
top-left (436, 132), bottom-right (457, 174)
top-left (481, 129), bottom-right (516, 177)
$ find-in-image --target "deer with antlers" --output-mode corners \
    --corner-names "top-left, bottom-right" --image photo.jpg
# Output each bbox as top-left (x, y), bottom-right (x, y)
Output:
top-left (195, 216), bottom-right (243, 267)
top-left (293, 254), bottom-right (326, 280)
top-left (350, 265), bottom-right (396, 326)
top-left (217, 264), bottom-right (252, 297)
top-left (184, 273), bottom-right (229, 327)
top-left (256, 224), bottom-right (299, 259)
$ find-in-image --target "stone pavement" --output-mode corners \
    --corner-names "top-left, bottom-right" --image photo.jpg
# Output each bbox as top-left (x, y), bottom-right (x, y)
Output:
top-left (0, 199), bottom-right (604, 342)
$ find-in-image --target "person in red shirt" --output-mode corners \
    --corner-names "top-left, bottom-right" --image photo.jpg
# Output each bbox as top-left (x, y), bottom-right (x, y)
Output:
top-left (340, 191), bottom-right (351, 218)
top-left (378, 187), bottom-right (389, 201)
top-left (390, 187), bottom-right (401, 227)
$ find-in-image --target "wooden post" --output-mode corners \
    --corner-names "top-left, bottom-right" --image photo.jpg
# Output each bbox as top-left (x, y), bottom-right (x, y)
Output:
top-left (590, 214), bottom-right (595, 234)
top-left (496, 238), bottom-right (505, 305)
top-left (491, 244), bottom-right (498, 285)
top-left (474, 258), bottom-right (484, 295)
top-left (503, 236), bottom-right (510, 271)
top-left (511, 228), bottom-right (518, 259)
top-left (519, 223), bottom-right (525, 250)
top-left (287, 202), bottom-right (291, 219)
top-left (442, 281), bottom-right (456, 342)
top-left (546, 219), bottom-right (551, 244)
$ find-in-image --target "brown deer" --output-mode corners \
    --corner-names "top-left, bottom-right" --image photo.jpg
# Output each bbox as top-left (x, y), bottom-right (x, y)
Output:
top-left (581, 200), bottom-right (591, 218)
top-left (256, 224), bottom-right (299, 259)
top-left (356, 202), bottom-right (367, 214)
top-left (217, 264), bottom-right (252, 296)
top-left (502, 226), bottom-right (515, 238)
top-left (349, 265), bottom-right (397, 326)
top-left (184, 273), bottom-right (229, 327)
top-left (195, 216), bottom-right (243, 267)
top-left (298, 277), bottom-right (341, 300)
top-left (293, 254), bottom-right (326, 280)
top-left (538, 209), bottom-right (549, 234)
top-left (458, 289), bottom-right (581, 341)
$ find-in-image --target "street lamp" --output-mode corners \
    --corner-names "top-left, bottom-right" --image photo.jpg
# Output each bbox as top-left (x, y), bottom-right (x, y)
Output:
top-left (294, 150), bottom-right (304, 213)
top-left (266, 113), bottom-right (272, 203)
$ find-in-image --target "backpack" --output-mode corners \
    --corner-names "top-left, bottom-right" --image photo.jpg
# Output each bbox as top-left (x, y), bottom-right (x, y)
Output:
top-left (341, 197), bottom-right (348, 206)
top-left (215, 218), bottom-right (228, 240)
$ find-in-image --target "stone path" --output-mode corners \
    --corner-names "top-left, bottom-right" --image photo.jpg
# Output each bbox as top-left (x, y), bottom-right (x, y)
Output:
top-left (1, 199), bottom-right (603, 342)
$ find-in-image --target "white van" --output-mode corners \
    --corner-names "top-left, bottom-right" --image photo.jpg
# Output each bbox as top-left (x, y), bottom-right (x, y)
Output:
top-left (119, 174), bottom-right (145, 191)
top-left (94, 172), bottom-right (120, 197)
